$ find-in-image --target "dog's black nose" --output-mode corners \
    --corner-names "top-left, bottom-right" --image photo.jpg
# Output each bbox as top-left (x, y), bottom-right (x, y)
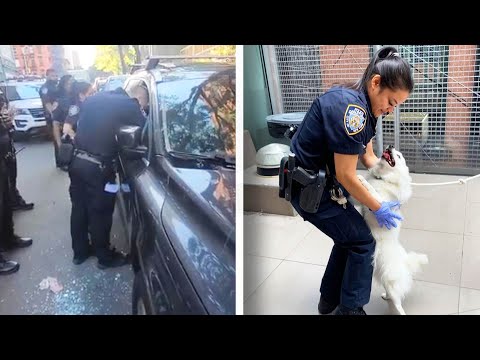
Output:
top-left (386, 145), bottom-right (395, 151)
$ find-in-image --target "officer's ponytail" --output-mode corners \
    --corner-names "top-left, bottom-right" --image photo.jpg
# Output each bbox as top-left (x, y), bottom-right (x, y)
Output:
top-left (351, 46), bottom-right (414, 93)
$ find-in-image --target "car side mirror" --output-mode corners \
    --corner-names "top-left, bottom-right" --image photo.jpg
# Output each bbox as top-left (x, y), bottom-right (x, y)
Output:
top-left (117, 125), bottom-right (147, 160)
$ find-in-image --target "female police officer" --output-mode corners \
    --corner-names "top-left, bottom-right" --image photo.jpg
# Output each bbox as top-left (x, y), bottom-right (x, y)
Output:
top-left (51, 74), bottom-right (74, 170)
top-left (63, 81), bottom-right (94, 139)
top-left (289, 46), bottom-right (414, 315)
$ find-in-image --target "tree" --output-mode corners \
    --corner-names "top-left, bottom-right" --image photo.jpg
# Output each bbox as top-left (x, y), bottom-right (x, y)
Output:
top-left (132, 45), bottom-right (142, 63)
top-left (87, 66), bottom-right (111, 82)
top-left (117, 45), bottom-right (127, 74)
top-left (210, 45), bottom-right (236, 56)
top-left (94, 45), bottom-right (135, 75)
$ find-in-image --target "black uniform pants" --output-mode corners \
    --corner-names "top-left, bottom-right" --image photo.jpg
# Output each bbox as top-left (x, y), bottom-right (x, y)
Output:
top-left (53, 137), bottom-right (60, 167)
top-left (291, 191), bottom-right (375, 309)
top-left (5, 144), bottom-right (20, 203)
top-left (0, 161), bottom-right (14, 244)
top-left (46, 121), bottom-right (59, 167)
top-left (68, 156), bottom-right (116, 261)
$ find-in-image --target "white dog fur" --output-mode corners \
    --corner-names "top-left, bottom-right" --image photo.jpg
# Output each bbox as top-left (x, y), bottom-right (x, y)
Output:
top-left (356, 148), bottom-right (428, 315)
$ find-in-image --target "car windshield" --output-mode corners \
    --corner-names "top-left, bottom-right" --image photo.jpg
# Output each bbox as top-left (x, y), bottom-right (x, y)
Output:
top-left (5, 83), bottom-right (42, 101)
top-left (157, 67), bottom-right (235, 160)
top-left (104, 77), bottom-right (127, 91)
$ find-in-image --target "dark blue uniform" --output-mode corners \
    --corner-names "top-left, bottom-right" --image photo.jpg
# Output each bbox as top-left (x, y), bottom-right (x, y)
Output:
top-left (69, 89), bottom-right (145, 264)
top-left (39, 80), bottom-right (58, 125)
top-left (52, 95), bottom-right (73, 167)
top-left (65, 102), bottom-right (81, 132)
top-left (0, 110), bottom-right (14, 242)
top-left (39, 80), bottom-right (59, 165)
top-left (290, 86), bottom-right (377, 310)
top-left (52, 95), bottom-right (72, 125)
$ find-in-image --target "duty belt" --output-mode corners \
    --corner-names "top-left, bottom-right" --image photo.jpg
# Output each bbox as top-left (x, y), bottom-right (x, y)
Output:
top-left (279, 153), bottom-right (326, 213)
top-left (279, 153), bottom-right (348, 211)
top-left (74, 149), bottom-right (105, 166)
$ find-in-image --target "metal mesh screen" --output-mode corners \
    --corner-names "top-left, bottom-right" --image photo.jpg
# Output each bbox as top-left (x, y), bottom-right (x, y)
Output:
top-left (273, 45), bottom-right (322, 112)
top-left (271, 45), bottom-right (480, 175)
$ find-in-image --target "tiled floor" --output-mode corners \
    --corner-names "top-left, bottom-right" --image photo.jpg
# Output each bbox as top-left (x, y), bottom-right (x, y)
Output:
top-left (244, 172), bottom-right (480, 315)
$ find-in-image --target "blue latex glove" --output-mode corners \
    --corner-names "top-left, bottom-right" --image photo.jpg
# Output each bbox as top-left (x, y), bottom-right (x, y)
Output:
top-left (372, 201), bottom-right (403, 230)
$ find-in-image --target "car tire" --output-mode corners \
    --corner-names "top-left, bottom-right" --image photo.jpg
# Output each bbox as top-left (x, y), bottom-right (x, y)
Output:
top-left (132, 271), bottom-right (153, 315)
top-left (130, 240), bottom-right (140, 273)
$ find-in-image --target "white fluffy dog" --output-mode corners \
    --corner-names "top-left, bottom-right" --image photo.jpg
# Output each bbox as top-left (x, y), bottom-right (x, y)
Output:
top-left (357, 146), bottom-right (428, 315)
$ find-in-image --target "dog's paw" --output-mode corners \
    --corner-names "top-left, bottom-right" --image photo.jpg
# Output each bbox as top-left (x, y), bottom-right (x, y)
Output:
top-left (381, 292), bottom-right (390, 300)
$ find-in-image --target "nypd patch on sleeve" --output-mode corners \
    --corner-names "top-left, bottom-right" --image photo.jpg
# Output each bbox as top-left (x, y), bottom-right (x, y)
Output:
top-left (68, 105), bottom-right (80, 117)
top-left (41, 87), bottom-right (48, 95)
top-left (344, 104), bottom-right (367, 136)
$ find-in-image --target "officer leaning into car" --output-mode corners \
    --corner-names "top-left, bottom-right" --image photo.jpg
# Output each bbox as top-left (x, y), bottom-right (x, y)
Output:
top-left (68, 87), bottom-right (146, 269)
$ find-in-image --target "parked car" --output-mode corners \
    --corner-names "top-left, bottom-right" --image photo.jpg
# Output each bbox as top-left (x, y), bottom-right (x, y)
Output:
top-left (102, 75), bottom-right (128, 92)
top-left (67, 69), bottom-right (91, 83)
top-left (0, 80), bottom-right (47, 139)
top-left (115, 57), bottom-right (236, 315)
top-left (93, 77), bottom-right (107, 92)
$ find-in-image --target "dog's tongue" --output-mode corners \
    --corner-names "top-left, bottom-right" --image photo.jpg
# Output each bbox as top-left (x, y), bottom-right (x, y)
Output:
top-left (382, 150), bottom-right (391, 161)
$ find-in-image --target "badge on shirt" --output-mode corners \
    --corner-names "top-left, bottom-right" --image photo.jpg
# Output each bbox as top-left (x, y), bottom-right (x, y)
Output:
top-left (344, 104), bottom-right (367, 136)
top-left (41, 87), bottom-right (48, 95)
top-left (68, 105), bottom-right (80, 117)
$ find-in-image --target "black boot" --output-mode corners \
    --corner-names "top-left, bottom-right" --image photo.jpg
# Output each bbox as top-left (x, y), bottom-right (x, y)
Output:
top-left (73, 244), bottom-right (95, 265)
top-left (97, 249), bottom-right (128, 269)
top-left (11, 195), bottom-right (34, 211)
top-left (0, 235), bottom-right (33, 251)
top-left (330, 304), bottom-right (367, 315)
top-left (0, 253), bottom-right (20, 275)
top-left (318, 296), bottom-right (338, 315)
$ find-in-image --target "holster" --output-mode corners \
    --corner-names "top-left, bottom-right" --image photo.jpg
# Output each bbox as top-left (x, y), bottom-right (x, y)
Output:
top-left (58, 142), bottom-right (74, 167)
top-left (73, 149), bottom-right (117, 181)
top-left (279, 153), bottom-right (327, 213)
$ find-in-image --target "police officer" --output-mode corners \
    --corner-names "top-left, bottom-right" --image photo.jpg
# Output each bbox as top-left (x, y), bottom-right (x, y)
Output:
top-left (0, 90), bottom-right (34, 211)
top-left (0, 94), bottom-right (32, 274)
top-left (288, 46), bottom-right (414, 315)
top-left (69, 87), bottom-right (146, 268)
top-left (51, 75), bottom-right (74, 170)
top-left (63, 81), bottom-right (94, 139)
top-left (39, 69), bottom-right (58, 157)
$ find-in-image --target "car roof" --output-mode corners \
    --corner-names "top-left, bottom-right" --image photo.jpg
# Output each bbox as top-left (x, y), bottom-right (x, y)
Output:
top-left (107, 75), bottom-right (128, 80)
top-left (133, 62), bottom-right (234, 83)
top-left (0, 81), bottom-right (43, 86)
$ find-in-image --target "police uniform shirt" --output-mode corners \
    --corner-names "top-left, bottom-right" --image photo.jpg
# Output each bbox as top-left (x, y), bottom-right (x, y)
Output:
top-left (74, 89), bottom-right (146, 158)
top-left (291, 86), bottom-right (376, 172)
top-left (39, 80), bottom-right (58, 119)
top-left (52, 95), bottom-right (72, 125)
top-left (65, 103), bottom-right (81, 131)
top-left (290, 86), bottom-right (376, 217)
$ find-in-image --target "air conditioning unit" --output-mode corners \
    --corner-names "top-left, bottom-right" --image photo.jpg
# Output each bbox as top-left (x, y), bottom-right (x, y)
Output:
top-left (382, 112), bottom-right (429, 145)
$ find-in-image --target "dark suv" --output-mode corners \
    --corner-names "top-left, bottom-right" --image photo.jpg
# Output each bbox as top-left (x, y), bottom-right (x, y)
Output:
top-left (115, 57), bottom-right (236, 315)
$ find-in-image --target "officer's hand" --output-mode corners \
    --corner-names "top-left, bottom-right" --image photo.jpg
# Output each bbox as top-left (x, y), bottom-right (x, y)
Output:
top-left (372, 201), bottom-right (403, 230)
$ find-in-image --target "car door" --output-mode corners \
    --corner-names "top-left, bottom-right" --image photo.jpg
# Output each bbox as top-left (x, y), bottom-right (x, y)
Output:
top-left (121, 75), bottom-right (207, 314)
top-left (117, 78), bottom-right (151, 249)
